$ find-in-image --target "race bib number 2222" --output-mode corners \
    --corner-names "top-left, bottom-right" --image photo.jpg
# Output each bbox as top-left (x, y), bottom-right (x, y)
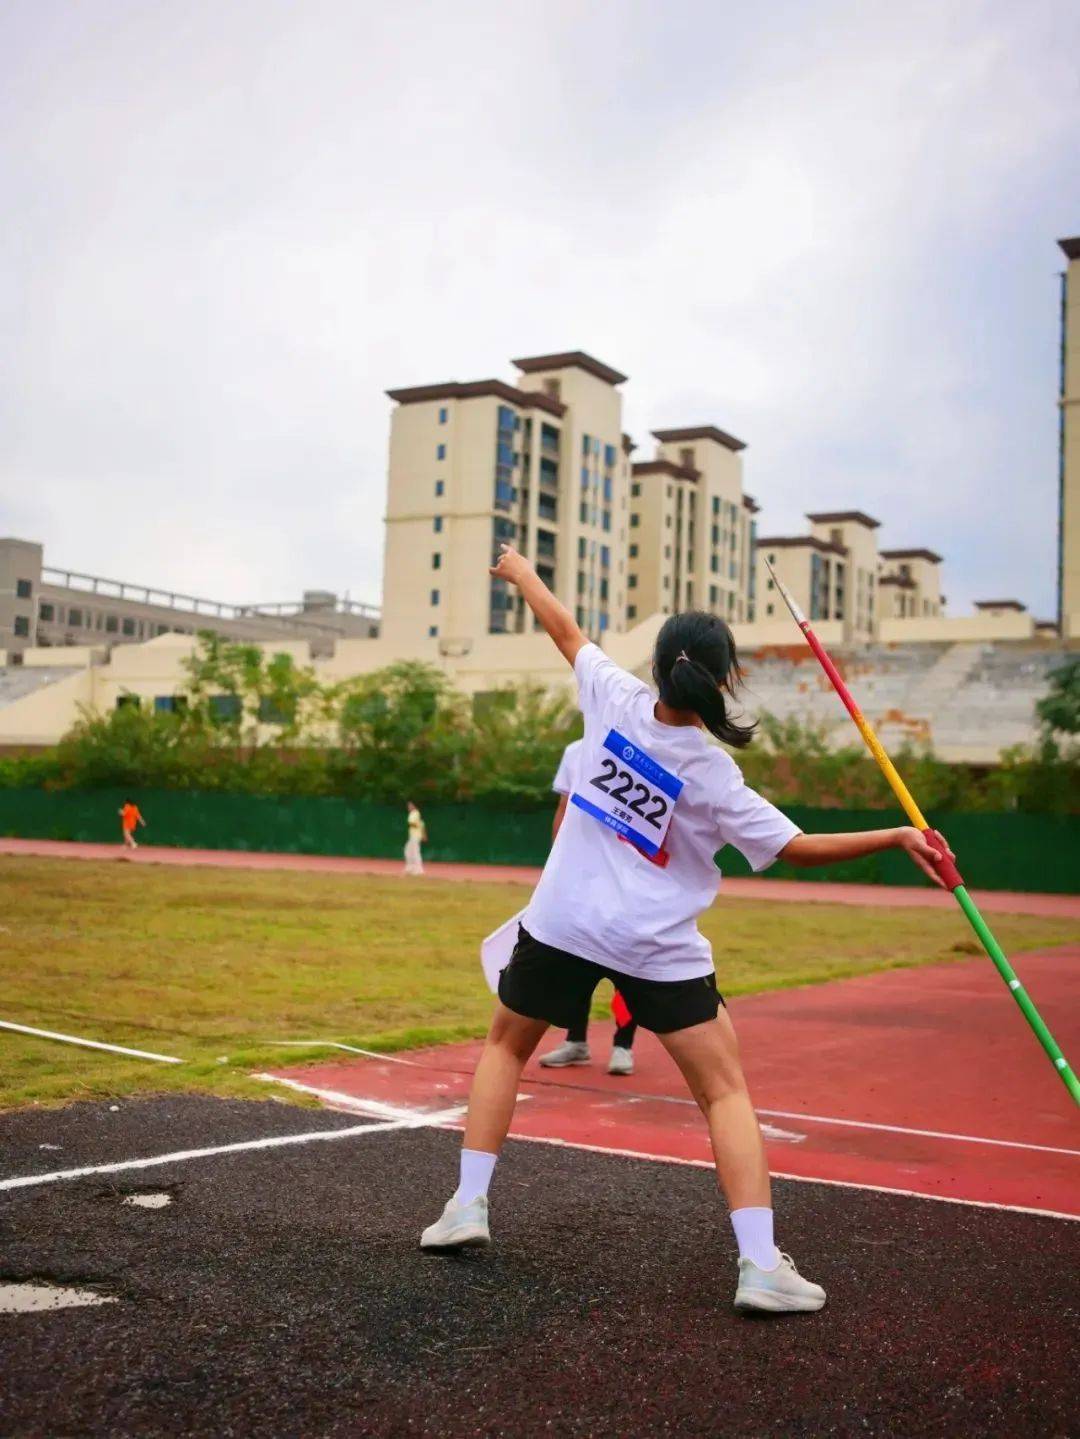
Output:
top-left (570, 729), bottom-right (683, 858)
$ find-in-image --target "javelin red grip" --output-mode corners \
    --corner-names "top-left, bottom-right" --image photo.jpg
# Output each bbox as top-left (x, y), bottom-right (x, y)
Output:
top-left (922, 829), bottom-right (964, 891)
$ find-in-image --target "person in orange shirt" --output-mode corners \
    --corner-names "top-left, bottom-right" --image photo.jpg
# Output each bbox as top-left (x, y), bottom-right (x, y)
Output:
top-left (118, 799), bottom-right (146, 850)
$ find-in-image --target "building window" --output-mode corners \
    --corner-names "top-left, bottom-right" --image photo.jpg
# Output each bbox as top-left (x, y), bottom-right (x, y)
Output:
top-left (601, 511), bottom-right (611, 532)
top-left (122, 618), bottom-right (136, 636)
top-left (433, 516), bottom-right (443, 533)
top-left (629, 543), bottom-right (638, 558)
top-left (69, 608), bottom-right (83, 626)
top-left (431, 589), bottom-right (440, 605)
top-left (432, 553), bottom-right (441, 569)
top-left (429, 625), bottom-right (438, 638)
top-left (438, 407), bottom-right (448, 424)
top-left (16, 578), bottom-right (32, 599)
top-left (628, 574), bottom-right (638, 589)
top-left (437, 443), bottom-right (447, 460)
top-left (435, 479), bottom-right (445, 497)
top-left (13, 615), bottom-right (29, 637)
top-left (665, 515), bottom-right (672, 528)
top-left (627, 604), bottom-right (637, 620)
top-left (600, 545), bottom-right (610, 568)
top-left (116, 694), bottom-right (141, 710)
top-left (582, 434), bottom-right (591, 455)
top-left (630, 514), bottom-right (640, 528)
top-left (631, 482), bottom-right (641, 497)
top-left (579, 501), bottom-right (588, 523)
top-left (105, 615), bottom-right (119, 633)
top-left (766, 603), bottom-right (774, 616)
top-left (39, 602), bottom-right (55, 621)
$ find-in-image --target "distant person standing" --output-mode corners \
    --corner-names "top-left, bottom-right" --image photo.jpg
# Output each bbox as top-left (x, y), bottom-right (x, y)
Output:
top-left (404, 800), bottom-right (427, 876)
top-left (538, 738), bottom-right (638, 1076)
top-left (119, 799), bottom-right (146, 850)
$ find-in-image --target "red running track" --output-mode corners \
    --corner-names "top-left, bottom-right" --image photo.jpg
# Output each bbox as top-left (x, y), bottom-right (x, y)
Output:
top-left (272, 946), bottom-right (1080, 1219)
top-left (3, 837), bottom-right (1077, 918)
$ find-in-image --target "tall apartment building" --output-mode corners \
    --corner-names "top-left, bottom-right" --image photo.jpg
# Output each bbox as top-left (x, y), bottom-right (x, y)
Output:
top-left (878, 548), bottom-right (944, 618)
top-left (756, 513), bottom-right (950, 641)
top-left (382, 352), bottom-right (635, 646)
top-left (756, 511), bottom-right (880, 641)
top-left (1059, 237), bottom-right (1080, 639)
top-left (625, 427), bottom-right (755, 626)
top-left (0, 537), bottom-right (379, 661)
top-left (381, 351), bottom-right (761, 645)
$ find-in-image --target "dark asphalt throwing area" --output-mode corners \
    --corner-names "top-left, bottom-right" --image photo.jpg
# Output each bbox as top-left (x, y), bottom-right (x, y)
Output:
top-left (2, 1097), bottom-right (1078, 1437)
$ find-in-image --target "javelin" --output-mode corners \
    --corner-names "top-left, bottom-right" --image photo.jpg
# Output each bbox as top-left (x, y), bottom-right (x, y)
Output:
top-left (763, 557), bottom-right (1080, 1107)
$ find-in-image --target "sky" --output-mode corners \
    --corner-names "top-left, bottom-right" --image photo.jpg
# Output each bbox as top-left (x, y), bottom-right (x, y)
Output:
top-left (2, 0), bottom-right (1078, 617)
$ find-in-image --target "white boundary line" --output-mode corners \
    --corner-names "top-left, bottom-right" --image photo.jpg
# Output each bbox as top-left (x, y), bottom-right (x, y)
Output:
top-left (527, 1078), bottom-right (1080, 1159)
top-left (0, 1104), bottom-right (468, 1194)
top-left (754, 1106), bottom-right (1080, 1159)
top-left (0, 1018), bottom-right (182, 1065)
top-left (261, 1041), bottom-right (420, 1066)
top-left (253, 1072), bottom-right (468, 1119)
top-left (497, 1130), bottom-right (1080, 1223)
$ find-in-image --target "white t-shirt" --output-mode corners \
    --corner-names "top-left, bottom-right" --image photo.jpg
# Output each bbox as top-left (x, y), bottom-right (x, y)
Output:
top-left (552, 738), bottom-right (584, 797)
top-left (523, 643), bottom-right (800, 981)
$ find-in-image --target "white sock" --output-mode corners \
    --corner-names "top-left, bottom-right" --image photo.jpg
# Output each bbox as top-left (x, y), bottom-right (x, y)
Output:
top-left (454, 1148), bottom-right (497, 1205)
top-left (730, 1207), bottom-right (781, 1270)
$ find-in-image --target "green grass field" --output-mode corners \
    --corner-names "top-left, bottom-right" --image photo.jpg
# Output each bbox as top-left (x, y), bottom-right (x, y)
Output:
top-left (2, 855), bottom-right (1077, 1111)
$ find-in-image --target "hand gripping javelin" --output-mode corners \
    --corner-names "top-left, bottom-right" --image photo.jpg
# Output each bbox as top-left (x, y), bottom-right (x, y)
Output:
top-left (763, 557), bottom-right (1079, 1107)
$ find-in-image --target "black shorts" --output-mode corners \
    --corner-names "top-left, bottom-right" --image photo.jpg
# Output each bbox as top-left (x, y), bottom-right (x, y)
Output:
top-left (497, 927), bottom-right (723, 1035)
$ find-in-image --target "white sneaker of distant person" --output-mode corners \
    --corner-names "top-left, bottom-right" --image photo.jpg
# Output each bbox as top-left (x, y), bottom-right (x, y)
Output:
top-left (539, 1040), bottom-right (591, 1067)
top-left (607, 1045), bottom-right (634, 1076)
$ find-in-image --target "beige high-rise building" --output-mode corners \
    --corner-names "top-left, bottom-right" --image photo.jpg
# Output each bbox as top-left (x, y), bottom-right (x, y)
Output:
top-left (625, 426), bottom-right (755, 626)
top-left (878, 548), bottom-right (944, 619)
top-left (755, 533), bottom-right (848, 629)
top-left (382, 352), bottom-right (629, 647)
top-left (1059, 237), bottom-right (1080, 639)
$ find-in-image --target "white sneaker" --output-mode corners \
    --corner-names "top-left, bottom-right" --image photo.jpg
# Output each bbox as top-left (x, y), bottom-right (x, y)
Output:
top-left (734, 1253), bottom-right (826, 1313)
top-left (539, 1041), bottom-right (591, 1068)
top-left (608, 1046), bottom-right (634, 1076)
top-left (420, 1195), bottom-right (490, 1250)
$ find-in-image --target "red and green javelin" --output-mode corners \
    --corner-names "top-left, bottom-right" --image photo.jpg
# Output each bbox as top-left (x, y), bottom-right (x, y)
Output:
top-left (763, 558), bottom-right (1080, 1107)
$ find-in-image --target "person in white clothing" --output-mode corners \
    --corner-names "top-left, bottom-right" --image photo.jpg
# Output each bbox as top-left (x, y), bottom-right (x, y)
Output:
top-left (539, 737), bottom-right (638, 1076)
top-left (404, 800), bottom-right (426, 876)
top-left (420, 545), bottom-right (952, 1315)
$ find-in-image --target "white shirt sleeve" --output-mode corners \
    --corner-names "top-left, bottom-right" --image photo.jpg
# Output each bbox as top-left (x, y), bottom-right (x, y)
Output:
top-left (713, 758), bottom-right (801, 873)
top-left (552, 739), bottom-right (582, 795)
top-left (574, 642), bottom-right (648, 724)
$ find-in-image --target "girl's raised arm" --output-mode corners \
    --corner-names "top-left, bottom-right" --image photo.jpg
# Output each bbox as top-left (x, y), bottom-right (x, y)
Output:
top-left (489, 544), bottom-right (588, 668)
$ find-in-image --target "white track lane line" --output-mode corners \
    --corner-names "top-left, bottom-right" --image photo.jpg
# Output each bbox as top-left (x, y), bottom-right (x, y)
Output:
top-left (498, 1130), bottom-right (1080, 1222)
top-left (753, 1107), bottom-right (1080, 1159)
top-left (261, 1041), bottom-right (421, 1066)
top-left (0, 1018), bottom-right (182, 1065)
top-left (527, 1079), bottom-right (1080, 1159)
top-left (254, 1072), bottom-right (467, 1118)
top-left (0, 1104), bottom-right (468, 1193)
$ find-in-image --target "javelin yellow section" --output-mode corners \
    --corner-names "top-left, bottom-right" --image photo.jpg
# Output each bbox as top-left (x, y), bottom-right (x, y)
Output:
top-left (849, 707), bottom-right (929, 831)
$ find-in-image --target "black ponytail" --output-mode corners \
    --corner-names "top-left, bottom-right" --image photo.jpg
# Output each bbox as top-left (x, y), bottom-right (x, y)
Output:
top-left (652, 611), bottom-right (756, 748)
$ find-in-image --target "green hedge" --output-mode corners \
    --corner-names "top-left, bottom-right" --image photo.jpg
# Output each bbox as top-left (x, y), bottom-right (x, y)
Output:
top-left (1, 788), bottom-right (1077, 893)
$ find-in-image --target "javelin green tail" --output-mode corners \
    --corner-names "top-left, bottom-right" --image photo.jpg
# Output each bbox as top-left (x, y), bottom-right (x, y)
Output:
top-left (953, 886), bottom-right (1080, 1106)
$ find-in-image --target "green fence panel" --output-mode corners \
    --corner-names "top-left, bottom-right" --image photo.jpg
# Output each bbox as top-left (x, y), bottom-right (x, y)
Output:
top-left (0, 790), bottom-right (1076, 893)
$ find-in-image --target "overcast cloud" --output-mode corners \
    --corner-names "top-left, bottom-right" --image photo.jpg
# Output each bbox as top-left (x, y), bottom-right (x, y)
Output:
top-left (2, 0), bottom-right (1078, 615)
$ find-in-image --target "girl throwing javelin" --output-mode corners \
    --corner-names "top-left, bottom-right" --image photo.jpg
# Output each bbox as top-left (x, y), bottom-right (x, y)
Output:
top-left (421, 545), bottom-right (949, 1314)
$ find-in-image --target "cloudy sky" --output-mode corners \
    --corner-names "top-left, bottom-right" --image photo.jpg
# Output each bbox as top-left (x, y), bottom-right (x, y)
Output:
top-left (2, 0), bottom-right (1078, 616)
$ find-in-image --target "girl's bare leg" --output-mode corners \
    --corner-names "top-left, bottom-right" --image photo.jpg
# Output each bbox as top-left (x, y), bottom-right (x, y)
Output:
top-left (462, 1002), bottom-right (549, 1153)
top-left (658, 1008), bottom-right (770, 1210)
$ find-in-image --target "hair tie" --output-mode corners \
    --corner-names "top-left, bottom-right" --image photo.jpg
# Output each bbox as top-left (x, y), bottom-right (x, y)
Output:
top-left (675, 650), bottom-right (691, 664)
